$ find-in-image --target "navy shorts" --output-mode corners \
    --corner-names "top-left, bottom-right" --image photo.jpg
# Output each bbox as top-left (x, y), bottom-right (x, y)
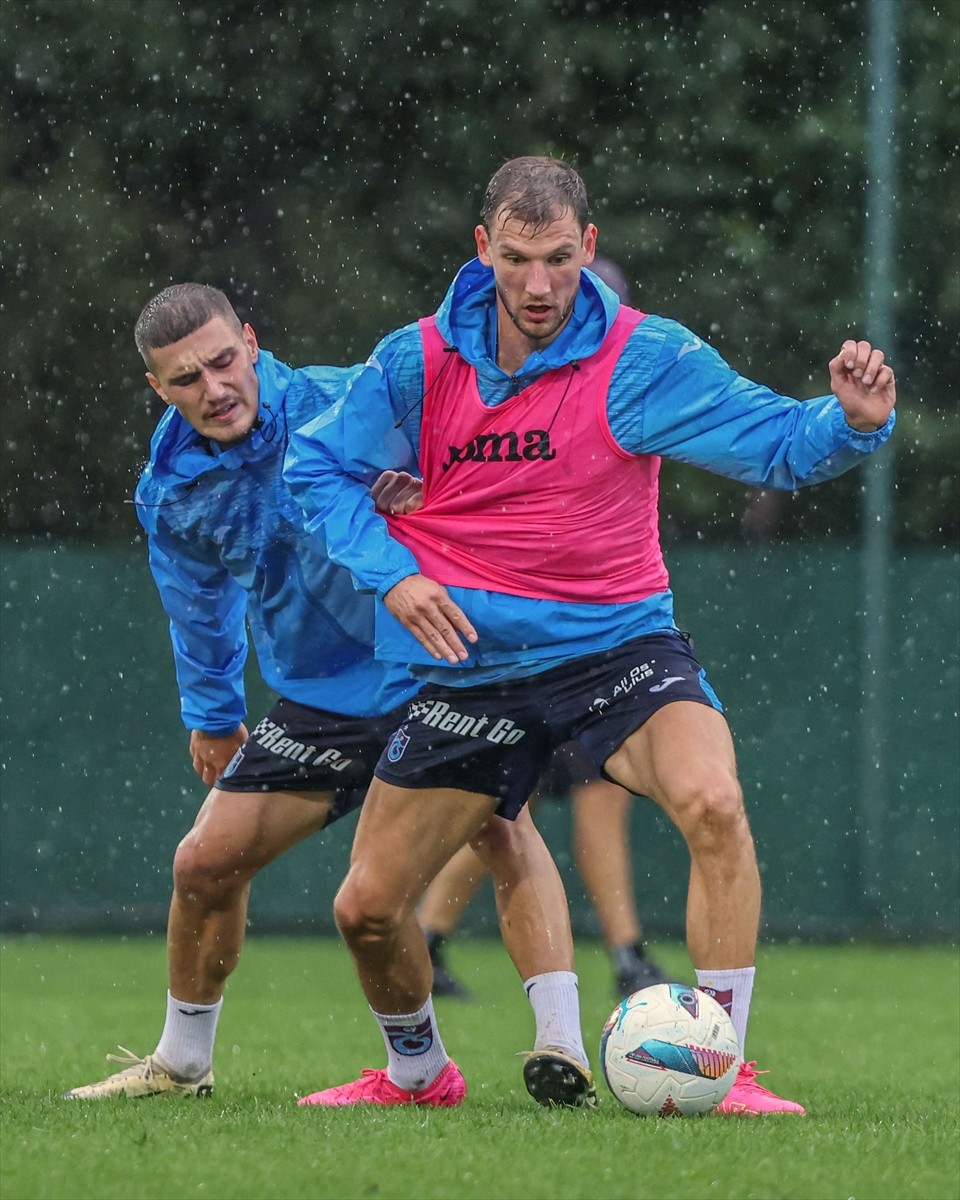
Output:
top-left (538, 740), bottom-right (606, 796)
top-left (216, 697), bottom-right (407, 827)
top-left (375, 632), bottom-right (723, 820)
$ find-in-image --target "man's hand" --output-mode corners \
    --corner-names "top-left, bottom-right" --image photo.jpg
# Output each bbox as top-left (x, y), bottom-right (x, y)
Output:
top-left (384, 575), bottom-right (478, 664)
top-left (829, 339), bottom-right (897, 432)
top-left (189, 725), bottom-right (248, 787)
top-left (372, 470), bottom-right (424, 515)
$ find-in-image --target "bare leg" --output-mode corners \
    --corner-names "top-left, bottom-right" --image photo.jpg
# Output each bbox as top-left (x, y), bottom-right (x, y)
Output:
top-left (417, 842), bottom-right (488, 938)
top-left (469, 806), bottom-right (574, 979)
top-left (601, 703), bottom-right (806, 1113)
top-left (62, 786), bottom-right (338, 1094)
top-left (603, 702), bottom-right (760, 969)
top-left (169, 787), bottom-right (334, 1002)
top-left (333, 780), bottom-right (500, 1013)
top-left (570, 780), bottom-right (641, 948)
top-left (324, 781), bottom-right (591, 1107)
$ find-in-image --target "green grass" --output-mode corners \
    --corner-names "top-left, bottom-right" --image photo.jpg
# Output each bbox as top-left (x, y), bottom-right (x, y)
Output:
top-left (1, 937), bottom-right (958, 1200)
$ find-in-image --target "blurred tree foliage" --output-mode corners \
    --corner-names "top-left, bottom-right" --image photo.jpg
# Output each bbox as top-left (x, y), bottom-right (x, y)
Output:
top-left (1, 0), bottom-right (956, 543)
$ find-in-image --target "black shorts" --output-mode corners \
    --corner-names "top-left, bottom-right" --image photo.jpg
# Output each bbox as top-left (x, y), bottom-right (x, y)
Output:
top-left (375, 632), bottom-right (723, 820)
top-left (216, 697), bottom-right (407, 827)
top-left (538, 740), bottom-right (605, 796)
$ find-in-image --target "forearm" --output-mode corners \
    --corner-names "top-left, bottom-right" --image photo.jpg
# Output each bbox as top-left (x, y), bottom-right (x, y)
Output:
top-left (171, 632), bottom-right (248, 734)
top-left (615, 321), bottom-right (896, 490)
top-left (284, 355), bottom-right (425, 596)
top-left (148, 534), bottom-right (249, 734)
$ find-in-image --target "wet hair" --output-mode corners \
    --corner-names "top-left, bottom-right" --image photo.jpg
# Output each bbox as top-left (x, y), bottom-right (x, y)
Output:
top-left (480, 155), bottom-right (589, 235)
top-left (134, 283), bottom-right (242, 363)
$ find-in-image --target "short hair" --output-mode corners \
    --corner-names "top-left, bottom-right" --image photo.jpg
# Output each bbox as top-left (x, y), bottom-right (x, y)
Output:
top-left (134, 283), bottom-right (241, 363)
top-left (480, 155), bottom-right (589, 235)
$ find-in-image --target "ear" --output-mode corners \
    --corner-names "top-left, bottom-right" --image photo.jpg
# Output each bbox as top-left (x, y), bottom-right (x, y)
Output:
top-left (242, 322), bottom-right (260, 363)
top-left (582, 224), bottom-right (598, 265)
top-left (475, 224), bottom-right (492, 266)
top-left (145, 372), bottom-right (171, 406)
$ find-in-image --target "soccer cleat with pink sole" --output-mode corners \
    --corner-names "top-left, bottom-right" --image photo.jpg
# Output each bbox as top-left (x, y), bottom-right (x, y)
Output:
top-left (715, 1061), bottom-right (806, 1116)
top-left (297, 1060), bottom-right (466, 1108)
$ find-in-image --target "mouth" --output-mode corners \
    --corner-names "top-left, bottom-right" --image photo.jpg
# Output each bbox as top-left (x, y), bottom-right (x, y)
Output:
top-left (205, 400), bottom-right (239, 424)
top-left (523, 304), bottom-right (553, 324)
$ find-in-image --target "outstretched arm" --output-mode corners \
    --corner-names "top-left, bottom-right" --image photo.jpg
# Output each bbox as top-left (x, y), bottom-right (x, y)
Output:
top-left (620, 318), bottom-right (897, 489)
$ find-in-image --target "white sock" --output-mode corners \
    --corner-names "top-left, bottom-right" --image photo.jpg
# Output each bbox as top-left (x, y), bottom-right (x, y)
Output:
top-left (523, 971), bottom-right (589, 1066)
top-left (373, 997), bottom-right (449, 1092)
top-left (154, 991), bottom-right (222, 1080)
top-left (695, 967), bottom-right (755, 1058)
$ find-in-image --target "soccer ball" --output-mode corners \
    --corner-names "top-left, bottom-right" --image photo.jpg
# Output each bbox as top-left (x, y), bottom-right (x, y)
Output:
top-left (600, 983), bottom-right (740, 1117)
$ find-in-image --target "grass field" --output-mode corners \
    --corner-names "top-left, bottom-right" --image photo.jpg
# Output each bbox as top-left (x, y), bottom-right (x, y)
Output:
top-left (1, 936), bottom-right (958, 1200)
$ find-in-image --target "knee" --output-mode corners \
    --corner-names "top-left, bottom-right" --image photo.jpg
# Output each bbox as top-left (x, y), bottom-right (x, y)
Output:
top-left (172, 832), bottom-right (252, 901)
top-left (333, 876), bottom-right (401, 947)
top-left (671, 776), bottom-right (749, 853)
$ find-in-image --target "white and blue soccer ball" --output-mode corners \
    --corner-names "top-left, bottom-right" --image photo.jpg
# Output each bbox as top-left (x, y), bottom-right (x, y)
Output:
top-left (600, 983), bottom-right (740, 1116)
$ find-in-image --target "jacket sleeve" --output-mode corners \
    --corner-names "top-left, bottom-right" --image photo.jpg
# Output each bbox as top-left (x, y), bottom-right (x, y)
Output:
top-left (284, 335), bottom-right (425, 598)
top-left (147, 527), bottom-right (249, 734)
top-left (616, 319), bottom-right (895, 488)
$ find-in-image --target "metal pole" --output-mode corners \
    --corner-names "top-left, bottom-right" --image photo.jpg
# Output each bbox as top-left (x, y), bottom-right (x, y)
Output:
top-left (859, 0), bottom-right (899, 918)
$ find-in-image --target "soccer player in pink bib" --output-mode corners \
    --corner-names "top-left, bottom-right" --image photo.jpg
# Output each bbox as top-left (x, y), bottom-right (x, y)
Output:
top-left (286, 156), bottom-right (896, 1115)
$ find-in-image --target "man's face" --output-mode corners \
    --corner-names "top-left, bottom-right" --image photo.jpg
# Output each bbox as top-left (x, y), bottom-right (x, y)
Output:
top-left (145, 317), bottom-right (260, 445)
top-left (475, 207), bottom-right (597, 349)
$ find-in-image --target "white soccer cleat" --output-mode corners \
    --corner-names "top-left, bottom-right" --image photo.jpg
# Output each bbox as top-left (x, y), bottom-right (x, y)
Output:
top-left (62, 1047), bottom-right (214, 1100)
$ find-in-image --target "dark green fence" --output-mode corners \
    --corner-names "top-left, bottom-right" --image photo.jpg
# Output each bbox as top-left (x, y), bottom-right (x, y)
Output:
top-left (2, 540), bottom-right (957, 941)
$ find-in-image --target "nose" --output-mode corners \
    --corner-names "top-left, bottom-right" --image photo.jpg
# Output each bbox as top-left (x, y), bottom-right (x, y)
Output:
top-left (525, 261), bottom-right (550, 297)
top-left (200, 369), bottom-right (228, 399)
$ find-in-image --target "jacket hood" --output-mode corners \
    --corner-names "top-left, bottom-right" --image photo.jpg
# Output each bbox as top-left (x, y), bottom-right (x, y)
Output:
top-left (434, 258), bottom-right (622, 382)
top-left (134, 349), bottom-right (293, 530)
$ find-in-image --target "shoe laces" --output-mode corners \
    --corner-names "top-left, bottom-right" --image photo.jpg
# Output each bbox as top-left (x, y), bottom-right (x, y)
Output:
top-left (736, 1061), bottom-right (771, 1088)
top-left (351, 1068), bottom-right (400, 1096)
top-left (104, 1047), bottom-right (159, 1079)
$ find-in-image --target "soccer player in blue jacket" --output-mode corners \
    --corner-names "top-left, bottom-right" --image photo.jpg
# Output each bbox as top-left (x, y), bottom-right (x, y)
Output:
top-left (285, 156), bottom-right (897, 1114)
top-left (63, 283), bottom-right (584, 1107)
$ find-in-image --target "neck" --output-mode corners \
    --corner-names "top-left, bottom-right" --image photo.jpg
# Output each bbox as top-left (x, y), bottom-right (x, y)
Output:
top-left (496, 323), bottom-right (530, 376)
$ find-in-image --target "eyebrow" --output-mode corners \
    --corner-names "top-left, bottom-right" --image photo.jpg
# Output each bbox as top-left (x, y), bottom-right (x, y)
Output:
top-left (498, 240), bottom-right (579, 257)
top-left (166, 346), bottom-right (237, 387)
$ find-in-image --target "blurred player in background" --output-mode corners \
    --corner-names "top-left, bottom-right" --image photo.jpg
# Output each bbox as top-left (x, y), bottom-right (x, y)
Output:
top-left (285, 156), bottom-right (896, 1115)
top-left (415, 259), bottom-right (667, 1004)
top-left (63, 283), bottom-right (585, 1107)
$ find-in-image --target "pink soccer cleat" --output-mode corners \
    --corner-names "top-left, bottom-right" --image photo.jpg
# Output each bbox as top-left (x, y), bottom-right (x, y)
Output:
top-left (297, 1060), bottom-right (466, 1108)
top-left (715, 1061), bottom-right (806, 1116)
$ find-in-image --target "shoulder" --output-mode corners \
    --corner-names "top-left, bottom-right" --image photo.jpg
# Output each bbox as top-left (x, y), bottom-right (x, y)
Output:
top-left (626, 313), bottom-right (701, 357)
top-left (366, 320), bottom-right (423, 372)
top-left (362, 321), bottom-right (425, 400)
top-left (285, 362), bottom-right (365, 424)
top-left (623, 314), bottom-right (733, 385)
top-left (612, 313), bottom-right (689, 391)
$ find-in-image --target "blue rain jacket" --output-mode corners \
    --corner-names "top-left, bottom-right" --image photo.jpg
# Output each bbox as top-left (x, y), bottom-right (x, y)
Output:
top-left (285, 261), bottom-right (896, 685)
top-left (135, 350), bottom-right (421, 733)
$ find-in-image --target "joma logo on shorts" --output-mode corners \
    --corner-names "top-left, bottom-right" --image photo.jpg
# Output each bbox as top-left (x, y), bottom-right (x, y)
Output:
top-left (588, 662), bottom-right (655, 713)
top-left (413, 700), bottom-right (526, 745)
top-left (442, 429), bottom-right (556, 472)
